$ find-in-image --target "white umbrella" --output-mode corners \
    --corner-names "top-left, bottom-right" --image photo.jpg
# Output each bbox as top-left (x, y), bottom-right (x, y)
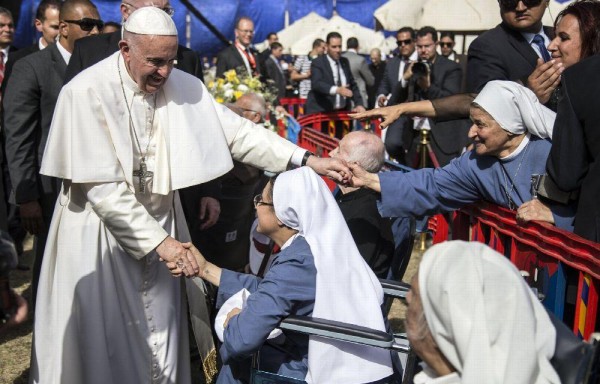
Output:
top-left (374, 0), bottom-right (426, 31)
top-left (375, 0), bottom-right (573, 32)
top-left (273, 12), bottom-right (329, 54)
top-left (287, 15), bottom-right (388, 55)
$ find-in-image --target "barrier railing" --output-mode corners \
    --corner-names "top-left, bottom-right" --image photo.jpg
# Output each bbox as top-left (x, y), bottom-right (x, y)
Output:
top-left (427, 205), bottom-right (600, 340)
top-left (297, 111), bottom-right (382, 138)
top-left (279, 97), bottom-right (306, 118)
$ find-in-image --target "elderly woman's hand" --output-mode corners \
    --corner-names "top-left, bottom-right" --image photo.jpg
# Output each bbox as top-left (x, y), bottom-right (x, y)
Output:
top-left (347, 162), bottom-right (381, 192)
top-left (224, 307), bottom-right (241, 328)
top-left (349, 104), bottom-right (405, 129)
top-left (516, 199), bottom-right (555, 225)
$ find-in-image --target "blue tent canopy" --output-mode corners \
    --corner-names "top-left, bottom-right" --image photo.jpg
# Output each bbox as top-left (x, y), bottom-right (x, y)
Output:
top-left (14, 0), bottom-right (384, 56)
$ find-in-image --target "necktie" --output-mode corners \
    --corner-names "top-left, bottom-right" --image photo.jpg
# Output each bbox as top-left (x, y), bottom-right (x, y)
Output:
top-left (335, 61), bottom-right (342, 86)
top-left (532, 34), bottom-right (551, 62)
top-left (243, 48), bottom-right (257, 75)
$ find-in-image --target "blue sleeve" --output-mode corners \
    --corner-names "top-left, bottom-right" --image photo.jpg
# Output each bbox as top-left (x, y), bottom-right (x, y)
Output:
top-left (220, 254), bottom-right (316, 363)
top-left (549, 201), bottom-right (576, 232)
top-left (378, 155), bottom-right (482, 218)
top-left (216, 270), bottom-right (262, 308)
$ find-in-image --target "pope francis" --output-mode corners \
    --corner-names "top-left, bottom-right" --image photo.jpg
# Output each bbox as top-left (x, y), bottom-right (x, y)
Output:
top-left (30, 7), bottom-right (348, 384)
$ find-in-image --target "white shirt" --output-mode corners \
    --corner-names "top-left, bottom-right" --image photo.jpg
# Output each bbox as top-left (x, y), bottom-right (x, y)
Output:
top-left (1, 46), bottom-right (9, 64)
top-left (56, 40), bottom-right (71, 65)
top-left (326, 54), bottom-right (347, 109)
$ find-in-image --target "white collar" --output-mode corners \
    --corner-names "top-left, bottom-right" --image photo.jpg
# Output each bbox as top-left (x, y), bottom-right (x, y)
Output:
top-left (1, 46), bottom-right (9, 63)
top-left (326, 54), bottom-right (339, 65)
top-left (56, 40), bottom-right (72, 65)
top-left (38, 37), bottom-right (48, 50)
top-left (521, 26), bottom-right (547, 44)
top-left (347, 48), bottom-right (357, 54)
top-left (280, 233), bottom-right (299, 250)
top-left (118, 53), bottom-right (144, 95)
top-left (500, 132), bottom-right (530, 162)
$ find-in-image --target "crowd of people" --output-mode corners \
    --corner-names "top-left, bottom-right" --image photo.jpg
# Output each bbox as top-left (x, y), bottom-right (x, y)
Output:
top-left (0, 0), bottom-right (599, 383)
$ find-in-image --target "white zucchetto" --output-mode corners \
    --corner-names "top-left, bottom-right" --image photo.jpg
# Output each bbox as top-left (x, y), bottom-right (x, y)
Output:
top-left (123, 7), bottom-right (178, 36)
top-left (473, 80), bottom-right (555, 139)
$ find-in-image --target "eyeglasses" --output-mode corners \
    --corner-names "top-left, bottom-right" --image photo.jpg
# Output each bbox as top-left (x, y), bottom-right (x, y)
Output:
top-left (64, 18), bottom-right (104, 32)
top-left (238, 106), bottom-right (261, 116)
top-left (122, 2), bottom-right (175, 16)
top-left (439, 42), bottom-right (454, 48)
top-left (396, 39), bottom-right (413, 46)
top-left (253, 194), bottom-right (273, 208)
top-left (498, 0), bottom-right (543, 10)
top-left (237, 28), bottom-right (254, 35)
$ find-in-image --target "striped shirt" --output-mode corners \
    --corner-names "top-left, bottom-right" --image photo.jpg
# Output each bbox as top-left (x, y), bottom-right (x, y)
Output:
top-left (294, 55), bottom-right (314, 98)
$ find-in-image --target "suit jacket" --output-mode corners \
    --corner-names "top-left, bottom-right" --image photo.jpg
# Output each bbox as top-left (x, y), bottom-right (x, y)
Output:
top-left (367, 61), bottom-right (386, 109)
top-left (216, 44), bottom-right (261, 79)
top-left (376, 56), bottom-right (410, 106)
top-left (547, 55), bottom-right (600, 241)
top-left (342, 51), bottom-right (374, 106)
top-left (467, 22), bottom-right (554, 92)
top-left (1, 43), bottom-right (40, 96)
top-left (407, 56), bottom-right (469, 166)
top-left (448, 52), bottom-right (468, 92)
top-left (2, 43), bottom-right (65, 204)
top-left (64, 31), bottom-right (203, 84)
top-left (305, 55), bottom-right (364, 114)
top-left (264, 56), bottom-right (286, 100)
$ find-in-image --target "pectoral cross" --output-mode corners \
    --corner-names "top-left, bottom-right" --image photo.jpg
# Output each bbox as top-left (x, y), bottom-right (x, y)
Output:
top-left (133, 159), bottom-right (153, 193)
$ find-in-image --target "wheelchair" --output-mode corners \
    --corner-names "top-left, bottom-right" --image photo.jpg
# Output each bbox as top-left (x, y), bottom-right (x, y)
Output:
top-left (249, 279), bottom-right (600, 384)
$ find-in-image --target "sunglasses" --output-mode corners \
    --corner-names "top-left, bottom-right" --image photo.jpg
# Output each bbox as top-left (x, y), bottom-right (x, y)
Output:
top-left (396, 39), bottom-right (413, 46)
top-left (439, 42), bottom-right (454, 48)
top-left (498, 0), bottom-right (543, 10)
top-left (64, 18), bottom-right (104, 32)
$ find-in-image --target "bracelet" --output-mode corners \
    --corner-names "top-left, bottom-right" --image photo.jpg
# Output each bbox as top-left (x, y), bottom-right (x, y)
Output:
top-left (301, 151), bottom-right (314, 167)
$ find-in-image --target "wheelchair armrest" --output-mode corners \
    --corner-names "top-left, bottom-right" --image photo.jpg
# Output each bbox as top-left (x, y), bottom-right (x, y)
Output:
top-left (280, 315), bottom-right (394, 349)
top-left (379, 279), bottom-right (410, 299)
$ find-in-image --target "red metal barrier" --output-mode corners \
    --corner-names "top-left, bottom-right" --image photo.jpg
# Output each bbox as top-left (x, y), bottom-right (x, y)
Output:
top-left (297, 111), bottom-right (382, 138)
top-left (279, 97), bottom-right (306, 118)
top-left (428, 204), bottom-right (600, 340)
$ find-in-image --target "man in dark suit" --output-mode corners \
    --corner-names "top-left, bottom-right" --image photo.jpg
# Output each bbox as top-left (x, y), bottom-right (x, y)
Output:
top-left (65, 0), bottom-right (203, 84)
top-left (467, 0), bottom-right (553, 93)
top-left (305, 31), bottom-right (365, 116)
top-left (547, 55), bottom-right (600, 242)
top-left (264, 42), bottom-right (286, 101)
top-left (2, 0), bottom-right (102, 303)
top-left (0, 7), bottom-right (17, 94)
top-left (258, 31), bottom-right (278, 71)
top-left (216, 16), bottom-right (261, 78)
top-left (367, 48), bottom-right (386, 110)
top-left (375, 27), bottom-right (417, 162)
top-left (439, 31), bottom-right (468, 92)
top-left (403, 26), bottom-right (466, 167)
top-left (2, 0), bottom-right (61, 94)
top-left (0, 0), bottom-right (61, 267)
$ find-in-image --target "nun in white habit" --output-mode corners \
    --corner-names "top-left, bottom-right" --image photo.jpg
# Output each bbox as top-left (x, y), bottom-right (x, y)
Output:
top-left (348, 80), bottom-right (575, 231)
top-left (406, 241), bottom-right (560, 384)
top-left (188, 167), bottom-right (394, 383)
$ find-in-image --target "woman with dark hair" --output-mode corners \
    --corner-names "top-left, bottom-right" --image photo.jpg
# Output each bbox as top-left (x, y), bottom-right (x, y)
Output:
top-left (546, 1), bottom-right (600, 242)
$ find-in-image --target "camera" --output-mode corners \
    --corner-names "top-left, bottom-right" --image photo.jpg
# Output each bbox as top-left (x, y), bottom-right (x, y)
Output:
top-left (411, 61), bottom-right (431, 79)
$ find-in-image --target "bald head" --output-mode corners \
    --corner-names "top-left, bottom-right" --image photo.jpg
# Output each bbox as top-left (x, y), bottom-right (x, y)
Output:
top-left (120, 0), bottom-right (174, 21)
top-left (235, 93), bottom-right (267, 124)
top-left (334, 131), bottom-right (385, 173)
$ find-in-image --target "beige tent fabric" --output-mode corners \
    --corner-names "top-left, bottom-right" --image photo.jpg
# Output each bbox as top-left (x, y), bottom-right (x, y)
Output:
top-left (374, 0), bottom-right (573, 31)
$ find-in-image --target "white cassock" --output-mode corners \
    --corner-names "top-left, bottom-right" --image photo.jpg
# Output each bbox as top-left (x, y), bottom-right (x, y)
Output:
top-left (31, 51), bottom-right (300, 384)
